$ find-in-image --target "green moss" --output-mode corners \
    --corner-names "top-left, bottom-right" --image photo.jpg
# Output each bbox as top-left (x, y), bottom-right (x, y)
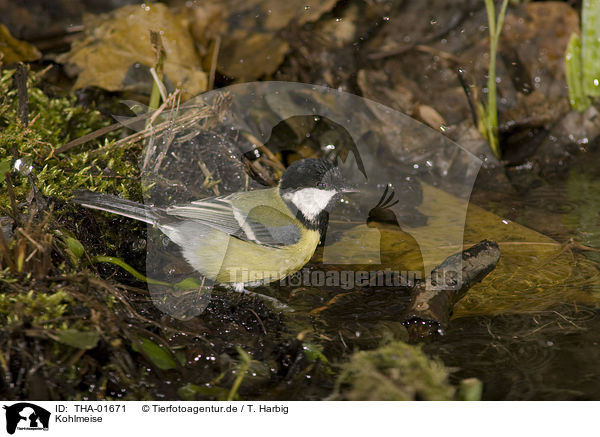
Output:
top-left (0, 287), bottom-right (72, 326)
top-left (0, 67), bottom-right (141, 207)
top-left (333, 340), bottom-right (455, 400)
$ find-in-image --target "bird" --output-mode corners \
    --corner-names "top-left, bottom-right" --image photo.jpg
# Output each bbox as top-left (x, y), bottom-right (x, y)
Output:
top-left (73, 158), bottom-right (355, 291)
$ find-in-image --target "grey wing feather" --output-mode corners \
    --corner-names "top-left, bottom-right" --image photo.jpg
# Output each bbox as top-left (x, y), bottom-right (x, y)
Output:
top-left (166, 197), bottom-right (300, 247)
top-left (72, 190), bottom-right (164, 225)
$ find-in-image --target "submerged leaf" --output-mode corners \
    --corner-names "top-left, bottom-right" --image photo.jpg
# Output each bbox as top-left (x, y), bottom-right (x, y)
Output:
top-left (132, 336), bottom-right (178, 370)
top-left (178, 383), bottom-right (228, 401)
top-left (56, 329), bottom-right (100, 350)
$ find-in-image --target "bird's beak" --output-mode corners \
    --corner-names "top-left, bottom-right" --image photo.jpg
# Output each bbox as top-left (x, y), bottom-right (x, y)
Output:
top-left (340, 184), bottom-right (359, 193)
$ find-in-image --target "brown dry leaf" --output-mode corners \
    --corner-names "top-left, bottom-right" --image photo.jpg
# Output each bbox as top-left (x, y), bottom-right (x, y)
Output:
top-left (218, 32), bottom-right (290, 82)
top-left (58, 3), bottom-right (207, 98)
top-left (416, 104), bottom-right (446, 131)
top-left (189, 0), bottom-right (338, 81)
top-left (0, 23), bottom-right (41, 64)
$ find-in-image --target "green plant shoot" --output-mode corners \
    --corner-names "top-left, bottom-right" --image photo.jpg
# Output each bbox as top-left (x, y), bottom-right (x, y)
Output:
top-left (582, 0), bottom-right (600, 98)
top-left (565, 33), bottom-right (590, 112)
top-left (480, 0), bottom-right (509, 160)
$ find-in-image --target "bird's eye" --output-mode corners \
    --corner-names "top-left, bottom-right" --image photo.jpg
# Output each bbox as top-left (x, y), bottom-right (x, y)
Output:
top-left (317, 182), bottom-right (327, 189)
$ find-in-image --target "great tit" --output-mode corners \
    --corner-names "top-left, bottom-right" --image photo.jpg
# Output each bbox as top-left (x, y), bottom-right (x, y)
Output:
top-left (73, 158), bottom-right (354, 289)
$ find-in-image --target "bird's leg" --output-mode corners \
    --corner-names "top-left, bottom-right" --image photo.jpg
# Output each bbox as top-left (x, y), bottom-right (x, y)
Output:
top-left (230, 283), bottom-right (294, 312)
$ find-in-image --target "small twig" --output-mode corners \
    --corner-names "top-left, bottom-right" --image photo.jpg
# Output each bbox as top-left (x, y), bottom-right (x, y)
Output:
top-left (338, 330), bottom-right (348, 350)
top-left (457, 67), bottom-right (479, 128)
top-left (414, 44), bottom-right (465, 64)
top-left (241, 132), bottom-right (286, 171)
top-left (148, 89), bottom-right (181, 126)
top-left (150, 67), bottom-right (168, 103)
top-left (149, 30), bottom-right (167, 111)
top-left (55, 112), bottom-right (154, 155)
top-left (17, 228), bottom-right (44, 252)
top-left (248, 308), bottom-right (267, 335)
top-left (14, 63), bottom-right (29, 127)
top-left (24, 248), bottom-right (38, 263)
top-left (198, 160), bottom-right (220, 196)
top-left (208, 36), bottom-right (221, 90)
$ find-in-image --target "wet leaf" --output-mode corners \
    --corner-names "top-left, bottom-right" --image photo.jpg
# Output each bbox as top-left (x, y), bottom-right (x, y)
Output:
top-left (132, 336), bottom-right (178, 370)
top-left (64, 235), bottom-right (85, 264)
top-left (0, 24), bottom-right (41, 64)
top-left (302, 343), bottom-right (329, 364)
top-left (192, 0), bottom-right (338, 81)
top-left (178, 383), bottom-right (228, 401)
top-left (55, 329), bottom-right (100, 350)
top-left (57, 3), bottom-right (207, 98)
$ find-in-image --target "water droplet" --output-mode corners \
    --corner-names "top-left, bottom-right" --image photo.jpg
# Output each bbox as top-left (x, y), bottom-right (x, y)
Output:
top-left (13, 158), bottom-right (33, 176)
top-left (383, 16), bottom-right (390, 21)
top-left (594, 79), bottom-right (599, 86)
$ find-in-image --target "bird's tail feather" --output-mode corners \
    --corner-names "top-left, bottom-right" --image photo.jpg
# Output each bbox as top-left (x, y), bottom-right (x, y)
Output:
top-left (72, 190), bottom-right (162, 225)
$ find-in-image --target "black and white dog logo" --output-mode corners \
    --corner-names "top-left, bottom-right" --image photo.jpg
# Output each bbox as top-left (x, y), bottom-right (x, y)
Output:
top-left (3, 403), bottom-right (50, 434)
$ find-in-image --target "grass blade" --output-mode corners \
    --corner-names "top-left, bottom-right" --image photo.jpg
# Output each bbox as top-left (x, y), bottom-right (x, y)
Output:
top-left (582, 0), bottom-right (600, 97)
top-left (565, 33), bottom-right (590, 111)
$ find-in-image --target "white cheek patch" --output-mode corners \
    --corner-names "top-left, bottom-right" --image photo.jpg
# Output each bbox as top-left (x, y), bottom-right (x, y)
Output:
top-left (283, 188), bottom-right (337, 221)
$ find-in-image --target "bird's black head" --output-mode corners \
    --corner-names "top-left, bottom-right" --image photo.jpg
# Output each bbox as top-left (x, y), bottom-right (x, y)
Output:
top-left (279, 158), bottom-right (354, 231)
top-left (279, 158), bottom-right (349, 193)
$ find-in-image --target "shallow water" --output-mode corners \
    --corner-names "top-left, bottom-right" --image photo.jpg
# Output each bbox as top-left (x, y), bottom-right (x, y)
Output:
top-left (272, 146), bottom-right (600, 400)
top-left (433, 151), bottom-right (600, 400)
